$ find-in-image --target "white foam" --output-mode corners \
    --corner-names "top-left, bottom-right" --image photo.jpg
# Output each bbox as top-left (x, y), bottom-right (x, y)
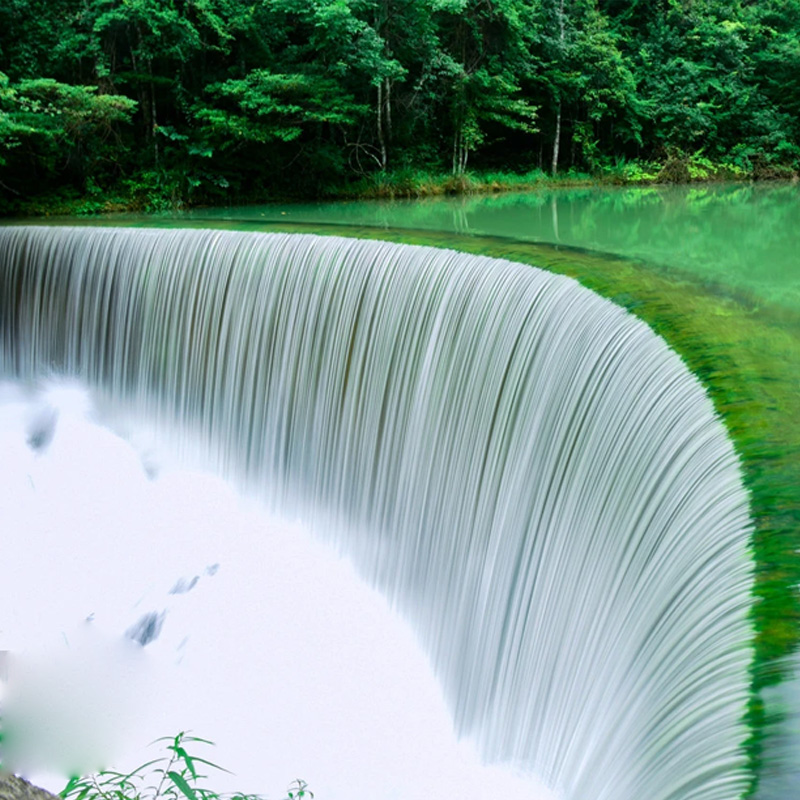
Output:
top-left (0, 381), bottom-right (556, 800)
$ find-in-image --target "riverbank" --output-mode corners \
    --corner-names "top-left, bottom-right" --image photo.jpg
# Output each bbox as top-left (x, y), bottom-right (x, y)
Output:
top-left (342, 151), bottom-right (797, 200)
top-left (3, 153), bottom-right (796, 218)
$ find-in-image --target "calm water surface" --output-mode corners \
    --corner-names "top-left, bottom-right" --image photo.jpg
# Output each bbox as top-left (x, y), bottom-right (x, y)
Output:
top-left (181, 182), bottom-right (800, 310)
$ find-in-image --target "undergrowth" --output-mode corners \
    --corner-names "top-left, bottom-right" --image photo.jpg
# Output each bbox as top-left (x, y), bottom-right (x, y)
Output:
top-left (5, 151), bottom-right (794, 218)
top-left (58, 733), bottom-right (312, 800)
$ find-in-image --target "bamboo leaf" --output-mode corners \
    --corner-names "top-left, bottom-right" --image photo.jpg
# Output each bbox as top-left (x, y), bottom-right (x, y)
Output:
top-left (167, 771), bottom-right (198, 800)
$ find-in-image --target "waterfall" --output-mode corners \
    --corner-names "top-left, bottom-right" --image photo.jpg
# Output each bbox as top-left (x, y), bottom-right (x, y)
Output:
top-left (0, 225), bottom-right (753, 800)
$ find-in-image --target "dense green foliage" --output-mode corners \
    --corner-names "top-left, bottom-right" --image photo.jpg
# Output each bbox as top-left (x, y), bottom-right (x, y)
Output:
top-left (1, 0), bottom-right (799, 209)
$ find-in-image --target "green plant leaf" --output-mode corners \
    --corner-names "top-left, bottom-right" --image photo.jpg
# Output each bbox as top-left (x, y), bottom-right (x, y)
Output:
top-left (184, 756), bottom-right (232, 775)
top-left (60, 777), bottom-right (81, 797)
top-left (167, 771), bottom-right (198, 800)
top-left (173, 747), bottom-right (197, 780)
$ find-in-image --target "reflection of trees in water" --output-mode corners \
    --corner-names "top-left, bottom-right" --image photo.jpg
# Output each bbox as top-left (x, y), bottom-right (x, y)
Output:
top-left (182, 182), bottom-right (800, 309)
top-left (450, 198), bottom-right (471, 235)
top-left (439, 182), bottom-right (800, 308)
top-left (551, 195), bottom-right (559, 241)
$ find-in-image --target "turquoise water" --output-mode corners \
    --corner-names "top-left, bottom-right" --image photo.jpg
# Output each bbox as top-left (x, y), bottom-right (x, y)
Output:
top-left (178, 182), bottom-right (800, 310)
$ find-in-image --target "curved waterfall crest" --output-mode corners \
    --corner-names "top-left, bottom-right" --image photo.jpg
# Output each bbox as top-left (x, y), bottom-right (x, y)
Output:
top-left (0, 225), bottom-right (753, 800)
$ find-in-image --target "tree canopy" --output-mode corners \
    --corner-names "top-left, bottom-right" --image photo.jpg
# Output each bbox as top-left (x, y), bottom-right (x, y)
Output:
top-left (1, 0), bottom-right (798, 207)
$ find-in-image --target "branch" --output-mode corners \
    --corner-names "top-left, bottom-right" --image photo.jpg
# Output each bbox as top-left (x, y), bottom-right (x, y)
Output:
top-left (0, 177), bottom-right (21, 195)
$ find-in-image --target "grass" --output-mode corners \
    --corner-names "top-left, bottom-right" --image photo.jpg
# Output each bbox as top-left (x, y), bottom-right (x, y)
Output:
top-left (58, 732), bottom-right (312, 800)
top-left (333, 151), bottom-right (793, 200)
top-left (342, 167), bottom-right (597, 200)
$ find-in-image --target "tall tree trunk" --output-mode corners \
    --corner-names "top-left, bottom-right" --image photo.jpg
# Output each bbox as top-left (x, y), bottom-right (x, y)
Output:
top-left (551, 0), bottom-right (566, 176)
top-left (129, 41), bottom-right (150, 152)
top-left (375, 0), bottom-right (390, 171)
top-left (385, 78), bottom-right (392, 144)
top-left (452, 123), bottom-right (469, 175)
top-left (377, 79), bottom-right (387, 170)
top-left (551, 100), bottom-right (562, 176)
top-left (149, 60), bottom-right (159, 167)
top-left (134, 24), bottom-right (158, 167)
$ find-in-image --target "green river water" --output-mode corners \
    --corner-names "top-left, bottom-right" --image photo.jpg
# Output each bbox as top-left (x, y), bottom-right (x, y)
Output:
top-left (178, 181), bottom-right (800, 312)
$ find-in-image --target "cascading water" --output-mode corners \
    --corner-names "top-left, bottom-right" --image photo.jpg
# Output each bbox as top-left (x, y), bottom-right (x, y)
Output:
top-left (0, 225), bottom-right (753, 800)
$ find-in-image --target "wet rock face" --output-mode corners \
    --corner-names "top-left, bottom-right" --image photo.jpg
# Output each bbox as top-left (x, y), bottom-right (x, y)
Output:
top-left (0, 774), bottom-right (61, 800)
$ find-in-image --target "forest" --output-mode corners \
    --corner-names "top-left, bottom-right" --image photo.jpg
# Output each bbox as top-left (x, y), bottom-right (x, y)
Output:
top-left (1, 0), bottom-right (798, 212)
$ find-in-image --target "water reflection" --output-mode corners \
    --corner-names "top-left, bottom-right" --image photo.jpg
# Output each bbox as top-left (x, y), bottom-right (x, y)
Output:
top-left (179, 182), bottom-right (800, 310)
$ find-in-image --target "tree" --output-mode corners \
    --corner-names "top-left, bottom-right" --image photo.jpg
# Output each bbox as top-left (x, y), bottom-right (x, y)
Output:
top-left (194, 70), bottom-right (368, 154)
top-left (425, 0), bottom-right (538, 174)
top-left (0, 70), bottom-right (135, 197)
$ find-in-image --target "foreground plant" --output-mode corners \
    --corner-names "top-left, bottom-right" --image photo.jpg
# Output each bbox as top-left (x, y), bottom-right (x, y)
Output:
top-left (59, 732), bottom-right (311, 800)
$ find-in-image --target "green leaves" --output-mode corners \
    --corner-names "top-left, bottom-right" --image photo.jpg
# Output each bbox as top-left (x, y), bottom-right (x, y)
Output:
top-left (1, 0), bottom-right (799, 203)
top-left (58, 732), bottom-right (301, 800)
top-left (285, 779), bottom-right (313, 800)
top-left (196, 70), bottom-right (368, 146)
top-left (0, 70), bottom-right (136, 188)
top-left (166, 771), bottom-right (197, 800)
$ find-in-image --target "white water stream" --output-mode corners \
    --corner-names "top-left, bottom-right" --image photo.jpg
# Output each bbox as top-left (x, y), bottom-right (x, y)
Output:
top-left (0, 226), bottom-right (754, 800)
